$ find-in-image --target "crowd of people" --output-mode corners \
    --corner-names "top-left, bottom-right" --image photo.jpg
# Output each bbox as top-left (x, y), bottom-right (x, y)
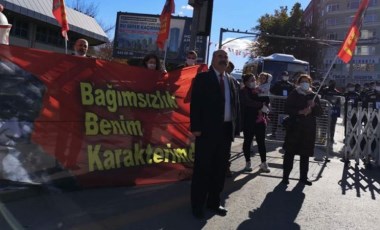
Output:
top-left (2, 4), bottom-right (378, 220)
top-left (188, 49), bottom-right (324, 219)
top-left (188, 49), bottom-right (380, 219)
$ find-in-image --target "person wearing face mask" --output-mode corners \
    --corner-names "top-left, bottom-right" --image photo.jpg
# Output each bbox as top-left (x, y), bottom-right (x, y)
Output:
top-left (344, 83), bottom-right (360, 134)
top-left (175, 50), bottom-right (198, 69)
top-left (240, 73), bottom-right (270, 173)
top-left (269, 71), bottom-right (295, 138)
top-left (185, 50), bottom-right (198, 66)
top-left (282, 74), bottom-right (323, 186)
top-left (142, 53), bottom-right (165, 72)
top-left (270, 71), bottom-right (295, 96)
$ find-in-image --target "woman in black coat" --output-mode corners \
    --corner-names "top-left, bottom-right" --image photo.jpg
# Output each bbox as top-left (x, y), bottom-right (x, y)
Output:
top-left (282, 74), bottom-right (323, 186)
top-left (240, 74), bottom-right (270, 173)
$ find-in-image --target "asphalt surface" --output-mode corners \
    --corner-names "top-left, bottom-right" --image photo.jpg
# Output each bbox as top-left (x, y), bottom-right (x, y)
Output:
top-left (0, 118), bottom-right (379, 230)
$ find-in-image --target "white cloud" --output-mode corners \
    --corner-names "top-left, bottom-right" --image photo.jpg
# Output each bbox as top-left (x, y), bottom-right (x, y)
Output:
top-left (181, 5), bottom-right (193, 10)
top-left (178, 11), bottom-right (184, 15)
top-left (221, 38), bottom-right (254, 51)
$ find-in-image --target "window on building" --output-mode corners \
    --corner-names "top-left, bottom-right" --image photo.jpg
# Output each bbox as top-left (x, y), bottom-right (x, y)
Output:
top-left (364, 14), bottom-right (378, 23)
top-left (369, 0), bottom-right (378, 7)
top-left (35, 26), bottom-right (65, 47)
top-left (355, 46), bottom-right (376, 55)
top-left (326, 33), bottom-right (338, 40)
top-left (326, 18), bottom-right (338, 26)
top-left (361, 30), bottom-right (376, 39)
top-left (347, 1), bottom-right (377, 11)
top-left (326, 3), bottom-right (339, 12)
top-left (7, 17), bottom-right (29, 39)
top-left (345, 16), bottom-right (353, 24)
top-left (347, 0), bottom-right (360, 9)
top-left (352, 64), bottom-right (375, 72)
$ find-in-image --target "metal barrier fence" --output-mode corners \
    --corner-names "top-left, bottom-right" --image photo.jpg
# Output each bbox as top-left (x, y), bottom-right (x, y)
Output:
top-left (264, 95), bottom-right (332, 154)
top-left (344, 101), bottom-right (380, 166)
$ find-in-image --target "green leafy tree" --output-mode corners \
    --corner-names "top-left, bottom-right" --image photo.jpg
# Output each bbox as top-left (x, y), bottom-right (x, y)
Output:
top-left (252, 3), bottom-right (319, 71)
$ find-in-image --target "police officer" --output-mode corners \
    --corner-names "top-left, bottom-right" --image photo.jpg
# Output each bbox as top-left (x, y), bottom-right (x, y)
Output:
top-left (363, 82), bottom-right (379, 109)
top-left (320, 80), bottom-right (342, 143)
top-left (269, 71), bottom-right (295, 137)
top-left (270, 71), bottom-right (295, 96)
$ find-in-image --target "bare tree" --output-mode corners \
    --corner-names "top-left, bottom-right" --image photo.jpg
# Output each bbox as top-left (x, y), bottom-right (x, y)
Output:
top-left (67, 0), bottom-right (114, 37)
top-left (68, 0), bottom-right (99, 18)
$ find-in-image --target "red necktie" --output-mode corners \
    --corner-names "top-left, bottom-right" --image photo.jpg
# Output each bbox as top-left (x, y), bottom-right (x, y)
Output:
top-left (219, 74), bottom-right (225, 99)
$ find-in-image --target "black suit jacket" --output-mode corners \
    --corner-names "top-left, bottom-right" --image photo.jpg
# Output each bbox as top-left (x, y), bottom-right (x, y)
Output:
top-left (190, 68), bottom-right (240, 141)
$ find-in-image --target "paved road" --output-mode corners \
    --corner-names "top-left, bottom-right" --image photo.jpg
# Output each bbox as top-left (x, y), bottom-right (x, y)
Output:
top-left (0, 119), bottom-right (379, 230)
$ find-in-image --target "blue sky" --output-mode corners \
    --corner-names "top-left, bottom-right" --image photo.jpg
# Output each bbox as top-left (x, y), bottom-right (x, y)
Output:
top-left (72, 0), bottom-right (311, 71)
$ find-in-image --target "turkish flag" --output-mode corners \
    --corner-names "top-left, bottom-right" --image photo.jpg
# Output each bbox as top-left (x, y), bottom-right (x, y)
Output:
top-left (52, 0), bottom-right (70, 40)
top-left (156, 0), bottom-right (175, 49)
top-left (337, 0), bottom-right (369, 63)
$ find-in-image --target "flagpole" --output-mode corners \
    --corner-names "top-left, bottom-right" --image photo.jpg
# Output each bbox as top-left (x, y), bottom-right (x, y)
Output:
top-left (163, 30), bottom-right (170, 71)
top-left (65, 38), bottom-right (67, 54)
top-left (313, 55), bottom-right (339, 101)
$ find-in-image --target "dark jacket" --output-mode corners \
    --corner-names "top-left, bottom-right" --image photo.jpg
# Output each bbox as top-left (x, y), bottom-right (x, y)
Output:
top-left (283, 88), bottom-right (323, 156)
top-left (240, 87), bottom-right (264, 130)
top-left (320, 86), bottom-right (343, 117)
top-left (362, 89), bottom-right (380, 109)
top-left (190, 69), bottom-right (240, 141)
top-left (270, 80), bottom-right (295, 96)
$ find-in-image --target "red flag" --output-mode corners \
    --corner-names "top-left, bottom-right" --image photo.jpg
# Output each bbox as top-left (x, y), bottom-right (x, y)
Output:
top-left (52, 0), bottom-right (70, 40)
top-left (337, 0), bottom-right (369, 63)
top-left (156, 0), bottom-right (175, 49)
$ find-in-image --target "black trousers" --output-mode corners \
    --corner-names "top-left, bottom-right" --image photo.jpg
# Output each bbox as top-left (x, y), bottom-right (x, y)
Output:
top-left (191, 122), bottom-right (232, 212)
top-left (283, 152), bottom-right (309, 181)
top-left (243, 123), bottom-right (267, 163)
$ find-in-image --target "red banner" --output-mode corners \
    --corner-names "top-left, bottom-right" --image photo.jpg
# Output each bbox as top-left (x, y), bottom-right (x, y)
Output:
top-left (0, 44), bottom-right (207, 188)
top-left (156, 0), bottom-right (175, 49)
top-left (52, 0), bottom-right (69, 39)
top-left (337, 0), bottom-right (369, 63)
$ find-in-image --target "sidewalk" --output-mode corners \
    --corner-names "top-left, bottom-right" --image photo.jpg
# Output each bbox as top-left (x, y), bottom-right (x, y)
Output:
top-left (0, 119), bottom-right (379, 230)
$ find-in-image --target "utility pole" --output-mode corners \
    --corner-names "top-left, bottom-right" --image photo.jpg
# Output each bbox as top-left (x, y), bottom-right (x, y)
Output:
top-left (188, 2), bottom-right (202, 50)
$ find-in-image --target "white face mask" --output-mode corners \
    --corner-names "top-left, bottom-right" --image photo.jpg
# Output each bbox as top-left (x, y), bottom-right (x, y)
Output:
top-left (147, 64), bottom-right (156, 70)
top-left (0, 27), bottom-right (11, 45)
top-left (282, 76), bottom-right (289, 81)
top-left (248, 82), bottom-right (256, 89)
top-left (348, 87), bottom-right (355, 92)
top-left (186, 58), bottom-right (196, 66)
top-left (300, 82), bottom-right (310, 91)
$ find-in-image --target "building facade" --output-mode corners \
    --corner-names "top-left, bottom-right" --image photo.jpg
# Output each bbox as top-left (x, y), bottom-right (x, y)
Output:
top-left (305, 0), bottom-right (380, 86)
top-left (0, 0), bottom-right (108, 53)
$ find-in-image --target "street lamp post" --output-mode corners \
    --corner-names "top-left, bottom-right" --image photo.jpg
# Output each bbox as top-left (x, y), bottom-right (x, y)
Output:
top-left (218, 28), bottom-right (258, 49)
